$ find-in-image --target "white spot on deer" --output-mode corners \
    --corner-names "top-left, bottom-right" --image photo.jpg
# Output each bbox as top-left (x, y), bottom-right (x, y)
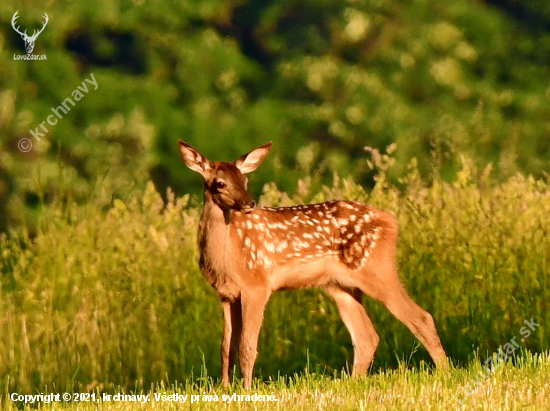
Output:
top-left (350, 215), bottom-right (357, 222)
top-left (246, 220), bottom-right (252, 229)
top-left (354, 225), bottom-right (361, 233)
top-left (245, 237), bottom-right (251, 247)
top-left (369, 228), bottom-right (382, 249)
top-left (338, 218), bottom-right (348, 225)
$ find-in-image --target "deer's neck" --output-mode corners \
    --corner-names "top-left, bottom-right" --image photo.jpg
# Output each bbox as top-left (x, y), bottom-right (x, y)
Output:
top-left (198, 194), bottom-right (237, 287)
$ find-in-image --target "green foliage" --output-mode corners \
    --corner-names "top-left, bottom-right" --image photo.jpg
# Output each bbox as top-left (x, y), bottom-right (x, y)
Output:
top-left (1, 152), bottom-right (548, 394)
top-left (0, 0), bottom-right (548, 398)
top-left (1, 0), bottom-right (549, 231)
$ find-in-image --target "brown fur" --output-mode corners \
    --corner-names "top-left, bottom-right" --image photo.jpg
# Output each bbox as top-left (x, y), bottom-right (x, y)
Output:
top-left (178, 140), bottom-right (448, 388)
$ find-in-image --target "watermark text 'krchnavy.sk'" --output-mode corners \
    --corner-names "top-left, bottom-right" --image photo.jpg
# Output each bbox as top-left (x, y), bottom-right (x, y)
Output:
top-left (452, 317), bottom-right (541, 405)
top-left (18, 73), bottom-right (98, 153)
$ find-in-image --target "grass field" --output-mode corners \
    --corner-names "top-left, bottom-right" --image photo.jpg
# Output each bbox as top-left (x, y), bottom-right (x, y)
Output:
top-left (1, 153), bottom-right (548, 406)
top-left (3, 353), bottom-right (550, 410)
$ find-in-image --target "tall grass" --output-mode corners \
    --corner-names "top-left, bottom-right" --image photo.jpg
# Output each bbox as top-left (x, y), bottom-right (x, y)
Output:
top-left (0, 154), bottom-right (548, 394)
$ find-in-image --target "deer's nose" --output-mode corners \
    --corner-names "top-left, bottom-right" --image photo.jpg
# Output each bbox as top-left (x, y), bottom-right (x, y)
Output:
top-left (240, 200), bottom-right (256, 212)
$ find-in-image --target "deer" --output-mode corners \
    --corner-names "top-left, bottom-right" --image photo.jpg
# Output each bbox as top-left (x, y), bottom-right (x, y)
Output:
top-left (178, 140), bottom-right (448, 389)
top-left (11, 11), bottom-right (49, 54)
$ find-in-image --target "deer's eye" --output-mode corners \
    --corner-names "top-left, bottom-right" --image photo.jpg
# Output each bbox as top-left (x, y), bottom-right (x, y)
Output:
top-left (215, 181), bottom-right (226, 189)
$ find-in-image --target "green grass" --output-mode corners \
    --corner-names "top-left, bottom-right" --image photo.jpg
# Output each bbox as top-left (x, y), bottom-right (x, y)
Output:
top-left (2, 353), bottom-right (550, 410)
top-left (0, 155), bottom-right (548, 398)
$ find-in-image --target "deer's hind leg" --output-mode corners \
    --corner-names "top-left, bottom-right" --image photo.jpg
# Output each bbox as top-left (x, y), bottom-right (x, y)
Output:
top-left (373, 279), bottom-right (448, 367)
top-left (325, 284), bottom-right (379, 376)
top-left (356, 216), bottom-right (448, 368)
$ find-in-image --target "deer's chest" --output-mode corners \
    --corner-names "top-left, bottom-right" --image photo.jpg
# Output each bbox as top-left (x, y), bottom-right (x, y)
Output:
top-left (197, 220), bottom-right (242, 299)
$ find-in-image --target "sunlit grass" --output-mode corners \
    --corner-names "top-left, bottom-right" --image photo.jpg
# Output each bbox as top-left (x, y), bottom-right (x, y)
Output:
top-left (2, 353), bottom-right (550, 410)
top-left (0, 156), bottom-right (548, 397)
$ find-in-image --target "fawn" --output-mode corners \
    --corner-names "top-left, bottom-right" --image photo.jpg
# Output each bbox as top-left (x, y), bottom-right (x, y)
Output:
top-left (178, 140), bottom-right (448, 388)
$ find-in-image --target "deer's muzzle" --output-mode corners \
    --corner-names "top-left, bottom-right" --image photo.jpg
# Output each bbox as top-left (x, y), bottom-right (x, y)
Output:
top-left (237, 200), bottom-right (256, 213)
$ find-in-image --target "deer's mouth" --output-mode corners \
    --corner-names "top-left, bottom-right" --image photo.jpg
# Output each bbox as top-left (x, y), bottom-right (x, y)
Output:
top-left (214, 197), bottom-right (255, 213)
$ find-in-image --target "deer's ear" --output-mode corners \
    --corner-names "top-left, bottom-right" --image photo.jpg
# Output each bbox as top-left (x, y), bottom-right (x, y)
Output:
top-left (178, 140), bottom-right (212, 176)
top-left (235, 142), bottom-right (273, 174)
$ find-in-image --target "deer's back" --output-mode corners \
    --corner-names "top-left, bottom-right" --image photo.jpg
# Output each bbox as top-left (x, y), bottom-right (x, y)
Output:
top-left (232, 200), bottom-right (397, 272)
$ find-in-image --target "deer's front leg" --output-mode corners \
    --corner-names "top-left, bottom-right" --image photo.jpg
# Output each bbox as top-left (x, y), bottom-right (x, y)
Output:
top-left (239, 288), bottom-right (271, 389)
top-left (221, 299), bottom-right (242, 388)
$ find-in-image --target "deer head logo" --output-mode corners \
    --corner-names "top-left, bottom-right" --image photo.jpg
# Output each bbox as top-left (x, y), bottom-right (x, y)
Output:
top-left (11, 11), bottom-right (49, 54)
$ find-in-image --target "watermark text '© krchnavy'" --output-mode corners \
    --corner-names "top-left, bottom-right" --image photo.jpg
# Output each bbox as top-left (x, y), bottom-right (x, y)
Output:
top-left (18, 73), bottom-right (98, 153)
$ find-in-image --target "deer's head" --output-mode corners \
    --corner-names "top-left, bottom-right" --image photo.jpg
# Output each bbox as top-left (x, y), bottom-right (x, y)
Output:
top-left (12, 11), bottom-right (49, 54)
top-left (178, 140), bottom-right (272, 213)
